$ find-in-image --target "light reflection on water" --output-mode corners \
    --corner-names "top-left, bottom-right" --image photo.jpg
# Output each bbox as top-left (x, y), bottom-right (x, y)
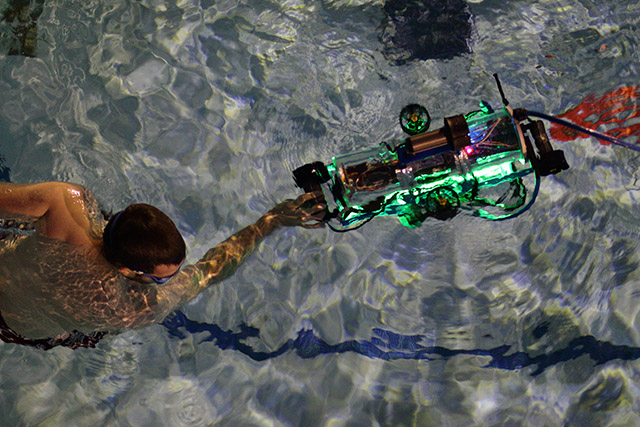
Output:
top-left (1, 0), bottom-right (640, 424)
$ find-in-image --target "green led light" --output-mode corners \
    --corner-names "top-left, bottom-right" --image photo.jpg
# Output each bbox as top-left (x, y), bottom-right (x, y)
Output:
top-left (334, 151), bottom-right (532, 227)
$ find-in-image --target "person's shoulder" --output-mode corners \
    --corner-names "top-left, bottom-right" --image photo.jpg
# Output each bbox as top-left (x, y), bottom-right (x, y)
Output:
top-left (66, 184), bottom-right (107, 239)
top-left (57, 182), bottom-right (89, 197)
top-left (57, 183), bottom-right (99, 208)
top-left (46, 182), bottom-right (106, 243)
top-left (25, 181), bottom-right (91, 205)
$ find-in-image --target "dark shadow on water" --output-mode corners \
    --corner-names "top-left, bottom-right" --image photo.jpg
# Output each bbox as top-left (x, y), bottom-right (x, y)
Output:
top-left (379, 0), bottom-right (474, 65)
top-left (1, 0), bottom-right (46, 57)
top-left (0, 154), bottom-right (10, 182)
top-left (162, 311), bottom-right (640, 376)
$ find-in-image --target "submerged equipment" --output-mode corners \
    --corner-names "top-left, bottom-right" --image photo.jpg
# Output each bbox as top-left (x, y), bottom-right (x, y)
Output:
top-left (292, 75), bottom-right (631, 231)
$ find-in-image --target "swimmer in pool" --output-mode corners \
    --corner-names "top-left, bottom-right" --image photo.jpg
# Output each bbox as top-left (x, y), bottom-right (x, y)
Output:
top-left (0, 182), bottom-right (325, 349)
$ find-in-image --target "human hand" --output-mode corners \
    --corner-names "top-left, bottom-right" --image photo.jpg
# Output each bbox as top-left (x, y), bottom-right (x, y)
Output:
top-left (262, 191), bottom-right (327, 229)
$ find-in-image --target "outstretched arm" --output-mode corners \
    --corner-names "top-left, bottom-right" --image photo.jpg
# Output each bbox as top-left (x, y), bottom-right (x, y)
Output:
top-left (0, 182), bottom-right (102, 246)
top-left (156, 192), bottom-right (326, 310)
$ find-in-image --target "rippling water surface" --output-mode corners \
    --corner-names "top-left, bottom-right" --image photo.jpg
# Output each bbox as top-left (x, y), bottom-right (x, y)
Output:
top-left (2, 0), bottom-right (640, 425)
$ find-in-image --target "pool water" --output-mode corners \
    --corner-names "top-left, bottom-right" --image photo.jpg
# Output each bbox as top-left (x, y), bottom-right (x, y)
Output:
top-left (2, 0), bottom-right (640, 425)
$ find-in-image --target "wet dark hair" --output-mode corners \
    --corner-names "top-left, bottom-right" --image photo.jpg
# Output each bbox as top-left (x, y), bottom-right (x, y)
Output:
top-left (103, 203), bottom-right (186, 273)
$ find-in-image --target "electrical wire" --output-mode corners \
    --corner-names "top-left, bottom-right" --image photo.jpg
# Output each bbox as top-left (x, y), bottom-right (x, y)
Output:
top-left (327, 215), bottom-right (376, 233)
top-left (526, 110), bottom-right (640, 152)
top-left (474, 172), bottom-right (540, 221)
top-left (474, 118), bottom-right (503, 146)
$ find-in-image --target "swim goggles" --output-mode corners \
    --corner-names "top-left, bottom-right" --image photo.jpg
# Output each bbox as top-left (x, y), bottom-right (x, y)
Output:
top-left (131, 268), bottom-right (181, 285)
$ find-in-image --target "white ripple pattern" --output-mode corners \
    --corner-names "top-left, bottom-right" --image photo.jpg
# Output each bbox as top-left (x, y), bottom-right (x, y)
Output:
top-left (1, 0), bottom-right (640, 425)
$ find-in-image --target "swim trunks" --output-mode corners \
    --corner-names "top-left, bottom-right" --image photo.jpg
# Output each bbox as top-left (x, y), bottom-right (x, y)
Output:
top-left (0, 312), bottom-right (107, 351)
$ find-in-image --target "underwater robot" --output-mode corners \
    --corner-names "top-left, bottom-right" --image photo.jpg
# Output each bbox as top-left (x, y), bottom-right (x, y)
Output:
top-left (293, 75), bottom-right (635, 232)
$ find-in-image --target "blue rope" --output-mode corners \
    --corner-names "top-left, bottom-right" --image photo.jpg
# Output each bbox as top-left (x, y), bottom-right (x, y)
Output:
top-left (526, 110), bottom-right (640, 152)
top-left (163, 310), bottom-right (640, 376)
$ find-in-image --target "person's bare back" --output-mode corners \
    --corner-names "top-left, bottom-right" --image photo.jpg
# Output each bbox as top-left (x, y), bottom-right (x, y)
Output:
top-left (0, 182), bottom-right (325, 344)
